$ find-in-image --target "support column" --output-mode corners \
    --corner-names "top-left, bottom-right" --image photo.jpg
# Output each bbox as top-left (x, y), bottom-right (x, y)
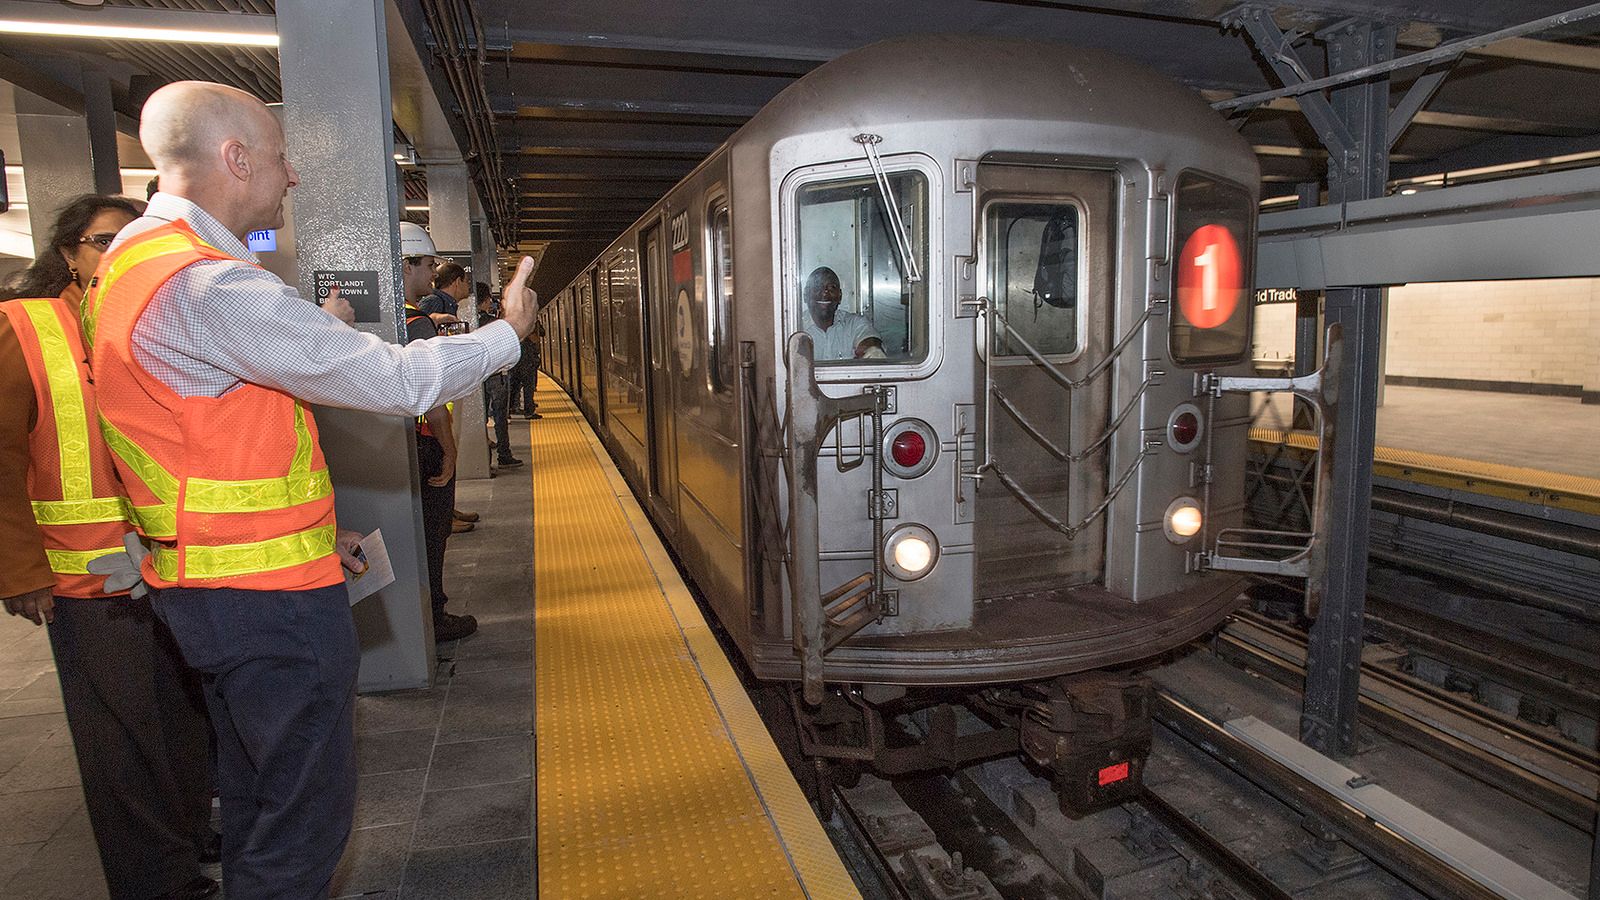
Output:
top-left (17, 64), bottom-right (120, 255)
top-left (1300, 20), bottom-right (1394, 756)
top-left (277, 0), bottom-right (435, 690)
top-left (428, 162), bottom-right (490, 479)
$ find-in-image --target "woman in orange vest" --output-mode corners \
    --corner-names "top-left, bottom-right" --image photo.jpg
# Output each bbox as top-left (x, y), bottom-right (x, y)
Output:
top-left (0, 194), bottom-right (218, 900)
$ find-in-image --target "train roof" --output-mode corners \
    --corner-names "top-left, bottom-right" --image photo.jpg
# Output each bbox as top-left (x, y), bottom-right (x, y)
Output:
top-left (733, 34), bottom-right (1258, 184)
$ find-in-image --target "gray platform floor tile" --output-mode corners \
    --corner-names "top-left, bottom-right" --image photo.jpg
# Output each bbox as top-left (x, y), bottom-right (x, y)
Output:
top-left (0, 425), bottom-right (540, 899)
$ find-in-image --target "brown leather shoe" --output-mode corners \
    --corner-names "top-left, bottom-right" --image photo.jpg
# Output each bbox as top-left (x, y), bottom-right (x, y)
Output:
top-left (451, 520), bottom-right (475, 534)
top-left (452, 509), bottom-right (480, 523)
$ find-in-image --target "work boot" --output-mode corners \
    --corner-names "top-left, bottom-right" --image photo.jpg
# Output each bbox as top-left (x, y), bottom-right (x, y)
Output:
top-left (497, 456), bottom-right (525, 468)
top-left (434, 611), bottom-right (478, 642)
top-left (453, 509), bottom-right (480, 523)
top-left (451, 519), bottom-right (475, 534)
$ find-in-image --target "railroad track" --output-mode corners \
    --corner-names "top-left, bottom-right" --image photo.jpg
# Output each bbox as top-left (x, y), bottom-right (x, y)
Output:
top-left (1216, 609), bottom-right (1599, 833)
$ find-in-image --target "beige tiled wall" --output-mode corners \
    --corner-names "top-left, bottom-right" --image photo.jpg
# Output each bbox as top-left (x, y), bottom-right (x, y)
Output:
top-left (1250, 281), bottom-right (1600, 390)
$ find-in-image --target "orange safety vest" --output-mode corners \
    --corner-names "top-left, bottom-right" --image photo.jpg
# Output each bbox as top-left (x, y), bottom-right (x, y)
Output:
top-left (1, 295), bottom-right (135, 598)
top-left (85, 221), bottom-right (342, 591)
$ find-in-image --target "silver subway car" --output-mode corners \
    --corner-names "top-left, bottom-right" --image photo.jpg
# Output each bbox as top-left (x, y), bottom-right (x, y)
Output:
top-left (538, 34), bottom-right (1267, 813)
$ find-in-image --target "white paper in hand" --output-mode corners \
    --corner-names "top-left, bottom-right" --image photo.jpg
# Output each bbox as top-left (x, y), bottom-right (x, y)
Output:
top-left (345, 529), bottom-right (396, 605)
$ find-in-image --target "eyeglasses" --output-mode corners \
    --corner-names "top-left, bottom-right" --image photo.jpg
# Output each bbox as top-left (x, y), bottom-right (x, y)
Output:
top-left (78, 233), bottom-right (119, 250)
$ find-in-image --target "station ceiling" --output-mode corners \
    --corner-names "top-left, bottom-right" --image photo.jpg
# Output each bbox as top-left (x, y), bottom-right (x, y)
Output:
top-left (2, 0), bottom-right (1599, 296)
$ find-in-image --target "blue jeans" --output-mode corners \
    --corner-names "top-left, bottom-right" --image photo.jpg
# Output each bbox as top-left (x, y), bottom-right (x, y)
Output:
top-left (153, 583), bottom-right (359, 900)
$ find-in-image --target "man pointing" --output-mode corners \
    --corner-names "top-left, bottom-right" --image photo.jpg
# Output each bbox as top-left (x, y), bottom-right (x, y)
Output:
top-left (86, 80), bottom-right (535, 899)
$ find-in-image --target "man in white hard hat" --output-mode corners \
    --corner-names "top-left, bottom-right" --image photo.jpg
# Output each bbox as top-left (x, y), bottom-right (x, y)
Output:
top-left (87, 81), bottom-right (537, 899)
top-left (396, 220), bottom-right (476, 640)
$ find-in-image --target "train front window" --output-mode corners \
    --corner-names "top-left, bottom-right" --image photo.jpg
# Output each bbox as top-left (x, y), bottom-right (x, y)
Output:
top-left (987, 201), bottom-right (1081, 358)
top-left (794, 170), bottom-right (928, 365)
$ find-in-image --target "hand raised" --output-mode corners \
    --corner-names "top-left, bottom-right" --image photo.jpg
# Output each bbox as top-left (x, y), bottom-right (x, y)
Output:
top-left (500, 256), bottom-right (538, 339)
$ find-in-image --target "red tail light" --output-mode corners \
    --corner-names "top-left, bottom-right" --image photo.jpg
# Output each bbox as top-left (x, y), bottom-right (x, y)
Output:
top-left (891, 431), bottom-right (927, 469)
top-left (1171, 411), bottom-right (1199, 446)
top-left (1097, 761), bottom-right (1130, 787)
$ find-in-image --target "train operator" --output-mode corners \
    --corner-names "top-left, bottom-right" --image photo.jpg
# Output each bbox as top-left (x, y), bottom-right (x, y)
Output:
top-left (85, 80), bottom-right (537, 899)
top-left (802, 265), bottom-right (886, 360)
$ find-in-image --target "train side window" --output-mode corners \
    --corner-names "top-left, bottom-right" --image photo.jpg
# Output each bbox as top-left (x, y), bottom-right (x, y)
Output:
top-left (794, 170), bottom-right (928, 366)
top-left (708, 201), bottom-right (734, 395)
top-left (604, 256), bottom-right (639, 376)
top-left (986, 202), bottom-right (1081, 358)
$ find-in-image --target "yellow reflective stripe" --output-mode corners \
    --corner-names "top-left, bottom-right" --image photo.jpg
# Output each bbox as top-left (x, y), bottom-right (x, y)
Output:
top-left (83, 232), bottom-right (198, 348)
top-left (291, 404), bottom-right (312, 474)
top-left (150, 524), bottom-right (336, 581)
top-left (45, 546), bottom-right (123, 576)
top-left (184, 470), bottom-right (332, 514)
top-left (32, 496), bottom-right (131, 525)
top-left (18, 301), bottom-right (93, 501)
top-left (99, 416), bottom-right (178, 503)
top-left (134, 503), bottom-right (176, 537)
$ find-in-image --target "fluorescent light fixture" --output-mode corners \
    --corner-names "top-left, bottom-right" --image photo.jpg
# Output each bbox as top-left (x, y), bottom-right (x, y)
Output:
top-left (0, 7), bottom-right (276, 47)
top-left (404, 205), bottom-right (430, 212)
top-left (0, 19), bottom-right (277, 46)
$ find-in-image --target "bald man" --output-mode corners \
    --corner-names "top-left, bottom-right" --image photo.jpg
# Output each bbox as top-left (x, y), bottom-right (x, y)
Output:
top-left (86, 81), bottom-right (537, 900)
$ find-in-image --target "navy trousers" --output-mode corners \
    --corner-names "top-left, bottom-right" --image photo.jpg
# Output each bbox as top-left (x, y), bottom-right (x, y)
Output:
top-left (153, 583), bottom-right (359, 900)
top-left (48, 595), bottom-right (212, 900)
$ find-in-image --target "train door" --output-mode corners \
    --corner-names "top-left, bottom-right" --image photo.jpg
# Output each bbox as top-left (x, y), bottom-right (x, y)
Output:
top-left (638, 222), bottom-right (679, 518)
top-left (578, 272), bottom-right (599, 419)
top-left (974, 164), bottom-right (1116, 597)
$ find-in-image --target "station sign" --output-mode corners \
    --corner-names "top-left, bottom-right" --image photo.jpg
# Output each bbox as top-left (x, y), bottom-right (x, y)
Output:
top-left (246, 229), bottom-right (277, 253)
top-left (1254, 288), bottom-right (1299, 305)
top-left (312, 269), bottom-right (381, 323)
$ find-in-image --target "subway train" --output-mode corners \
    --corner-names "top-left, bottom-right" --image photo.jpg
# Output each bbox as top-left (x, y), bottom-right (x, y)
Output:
top-left (534, 34), bottom-right (1318, 812)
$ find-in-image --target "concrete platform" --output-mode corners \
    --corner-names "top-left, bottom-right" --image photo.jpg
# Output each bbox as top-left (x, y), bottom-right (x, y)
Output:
top-left (0, 424), bottom-right (539, 900)
top-left (1256, 384), bottom-right (1600, 479)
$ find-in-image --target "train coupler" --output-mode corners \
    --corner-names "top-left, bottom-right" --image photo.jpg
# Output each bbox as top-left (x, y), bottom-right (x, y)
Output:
top-left (1021, 673), bottom-right (1153, 817)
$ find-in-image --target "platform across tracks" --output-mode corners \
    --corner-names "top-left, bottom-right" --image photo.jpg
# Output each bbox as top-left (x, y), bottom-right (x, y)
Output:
top-left (529, 382), bottom-right (859, 898)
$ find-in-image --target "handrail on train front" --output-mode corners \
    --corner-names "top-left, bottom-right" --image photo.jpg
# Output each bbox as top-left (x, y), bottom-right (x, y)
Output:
top-left (1197, 322), bottom-right (1342, 619)
top-left (784, 333), bottom-right (886, 705)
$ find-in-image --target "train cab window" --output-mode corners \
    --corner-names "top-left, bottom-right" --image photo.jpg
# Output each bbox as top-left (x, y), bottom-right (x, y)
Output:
top-left (794, 170), bottom-right (928, 366)
top-left (708, 202), bottom-right (734, 394)
top-left (986, 202), bottom-right (1081, 358)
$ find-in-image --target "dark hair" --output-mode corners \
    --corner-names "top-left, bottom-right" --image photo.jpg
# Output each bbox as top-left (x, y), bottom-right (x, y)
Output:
top-left (0, 194), bottom-right (142, 301)
top-left (145, 176), bottom-right (160, 200)
top-left (433, 261), bottom-right (467, 291)
top-left (475, 281), bottom-right (491, 302)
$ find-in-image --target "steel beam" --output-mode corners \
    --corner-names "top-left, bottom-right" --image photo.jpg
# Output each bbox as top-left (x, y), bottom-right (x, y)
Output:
top-left (1299, 19), bottom-right (1394, 758)
top-left (504, 40), bottom-right (819, 78)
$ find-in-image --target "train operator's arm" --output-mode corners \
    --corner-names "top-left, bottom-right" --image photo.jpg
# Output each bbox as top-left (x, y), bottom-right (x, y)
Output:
top-left (848, 313), bottom-right (887, 360)
top-left (132, 257), bottom-right (536, 416)
top-left (0, 316), bottom-right (55, 624)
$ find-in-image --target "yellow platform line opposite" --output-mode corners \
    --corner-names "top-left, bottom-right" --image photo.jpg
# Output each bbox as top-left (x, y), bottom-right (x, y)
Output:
top-left (1249, 427), bottom-right (1600, 515)
top-left (532, 383), bottom-right (861, 900)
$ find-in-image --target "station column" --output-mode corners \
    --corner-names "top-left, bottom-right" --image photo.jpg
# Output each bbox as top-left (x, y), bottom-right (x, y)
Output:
top-left (428, 161), bottom-right (491, 480)
top-left (17, 65), bottom-right (120, 255)
top-left (276, 0), bottom-right (436, 689)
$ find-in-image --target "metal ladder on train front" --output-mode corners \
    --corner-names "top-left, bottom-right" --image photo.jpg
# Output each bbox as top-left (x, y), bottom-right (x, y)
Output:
top-left (784, 333), bottom-right (893, 705)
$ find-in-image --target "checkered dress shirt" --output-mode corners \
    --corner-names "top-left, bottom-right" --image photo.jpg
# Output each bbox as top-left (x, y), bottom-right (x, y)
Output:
top-left (113, 193), bottom-right (520, 417)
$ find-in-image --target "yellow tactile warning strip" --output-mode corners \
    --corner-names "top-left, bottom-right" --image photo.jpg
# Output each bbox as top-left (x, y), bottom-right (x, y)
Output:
top-left (1249, 427), bottom-right (1600, 515)
top-left (531, 382), bottom-right (861, 900)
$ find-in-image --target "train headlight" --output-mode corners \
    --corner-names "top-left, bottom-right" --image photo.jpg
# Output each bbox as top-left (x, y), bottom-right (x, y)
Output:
top-left (1164, 497), bottom-right (1203, 543)
top-left (882, 419), bottom-right (938, 479)
top-left (884, 524), bottom-right (939, 581)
